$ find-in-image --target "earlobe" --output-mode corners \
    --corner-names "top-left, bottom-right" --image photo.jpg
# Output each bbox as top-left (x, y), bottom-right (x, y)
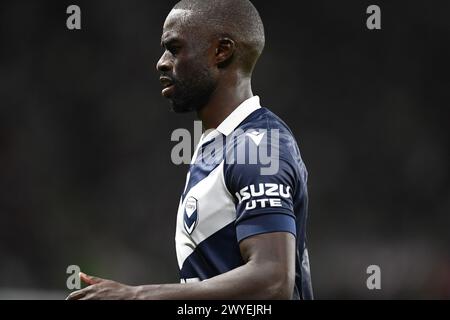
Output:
top-left (216, 37), bottom-right (235, 68)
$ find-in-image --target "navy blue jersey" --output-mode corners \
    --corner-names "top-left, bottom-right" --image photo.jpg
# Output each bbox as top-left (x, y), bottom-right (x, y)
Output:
top-left (175, 96), bottom-right (313, 299)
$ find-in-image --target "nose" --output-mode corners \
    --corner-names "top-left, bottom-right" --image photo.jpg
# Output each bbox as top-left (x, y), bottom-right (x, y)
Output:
top-left (156, 51), bottom-right (172, 73)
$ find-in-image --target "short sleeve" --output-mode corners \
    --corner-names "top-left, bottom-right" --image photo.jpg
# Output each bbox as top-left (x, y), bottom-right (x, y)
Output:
top-left (224, 130), bottom-right (299, 242)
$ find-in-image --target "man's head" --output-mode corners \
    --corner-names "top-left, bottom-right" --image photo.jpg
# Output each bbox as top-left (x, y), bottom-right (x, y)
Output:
top-left (157, 0), bottom-right (265, 113)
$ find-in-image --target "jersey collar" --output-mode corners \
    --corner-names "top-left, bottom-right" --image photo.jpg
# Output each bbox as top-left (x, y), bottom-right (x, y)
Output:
top-left (215, 96), bottom-right (261, 137)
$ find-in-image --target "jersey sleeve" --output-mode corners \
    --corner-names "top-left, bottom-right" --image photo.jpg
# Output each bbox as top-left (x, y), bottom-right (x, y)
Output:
top-left (224, 131), bottom-right (299, 242)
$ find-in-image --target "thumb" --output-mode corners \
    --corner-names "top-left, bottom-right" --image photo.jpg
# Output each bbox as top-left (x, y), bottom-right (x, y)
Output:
top-left (79, 272), bottom-right (105, 285)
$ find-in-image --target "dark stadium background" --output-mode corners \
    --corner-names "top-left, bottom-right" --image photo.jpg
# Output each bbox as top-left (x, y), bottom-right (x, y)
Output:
top-left (0, 0), bottom-right (449, 299)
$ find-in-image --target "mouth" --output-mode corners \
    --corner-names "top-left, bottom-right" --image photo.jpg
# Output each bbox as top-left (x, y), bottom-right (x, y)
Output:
top-left (160, 76), bottom-right (175, 97)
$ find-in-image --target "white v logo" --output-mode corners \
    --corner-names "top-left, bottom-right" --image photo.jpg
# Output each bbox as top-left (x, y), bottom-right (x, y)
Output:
top-left (246, 131), bottom-right (265, 146)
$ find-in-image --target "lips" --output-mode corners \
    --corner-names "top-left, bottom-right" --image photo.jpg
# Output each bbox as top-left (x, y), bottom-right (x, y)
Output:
top-left (160, 76), bottom-right (175, 97)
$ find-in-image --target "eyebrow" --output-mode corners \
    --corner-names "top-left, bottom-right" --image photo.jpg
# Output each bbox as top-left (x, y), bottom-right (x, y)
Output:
top-left (161, 37), bottom-right (182, 48)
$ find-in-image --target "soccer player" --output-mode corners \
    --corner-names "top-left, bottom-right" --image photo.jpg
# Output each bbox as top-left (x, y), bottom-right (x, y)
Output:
top-left (67, 0), bottom-right (312, 300)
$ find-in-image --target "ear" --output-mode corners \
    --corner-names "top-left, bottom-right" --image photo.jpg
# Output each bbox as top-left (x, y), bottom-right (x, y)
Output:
top-left (215, 37), bottom-right (235, 68)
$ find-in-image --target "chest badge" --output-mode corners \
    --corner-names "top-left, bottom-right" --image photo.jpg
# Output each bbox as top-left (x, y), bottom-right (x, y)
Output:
top-left (184, 196), bottom-right (198, 235)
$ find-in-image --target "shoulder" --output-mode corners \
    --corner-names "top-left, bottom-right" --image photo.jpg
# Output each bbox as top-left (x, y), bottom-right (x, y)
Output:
top-left (223, 106), bottom-right (307, 191)
top-left (239, 107), bottom-right (293, 136)
top-left (226, 107), bottom-right (305, 170)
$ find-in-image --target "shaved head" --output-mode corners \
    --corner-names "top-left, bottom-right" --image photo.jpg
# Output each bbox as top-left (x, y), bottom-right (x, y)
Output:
top-left (173, 0), bottom-right (265, 74)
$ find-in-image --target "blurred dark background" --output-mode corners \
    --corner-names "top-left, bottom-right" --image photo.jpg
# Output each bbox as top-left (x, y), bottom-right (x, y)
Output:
top-left (0, 0), bottom-right (449, 299)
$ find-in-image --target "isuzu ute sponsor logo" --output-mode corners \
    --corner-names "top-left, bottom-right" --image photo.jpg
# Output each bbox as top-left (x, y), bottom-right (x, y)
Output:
top-left (235, 183), bottom-right (291, 210)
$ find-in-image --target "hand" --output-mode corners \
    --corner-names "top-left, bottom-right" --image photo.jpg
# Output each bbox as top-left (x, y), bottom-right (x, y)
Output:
top-left (66, 272), bottom-right (137, 300)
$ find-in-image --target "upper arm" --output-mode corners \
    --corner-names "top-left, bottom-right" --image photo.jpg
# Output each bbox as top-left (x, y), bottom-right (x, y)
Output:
top-left (224, 155), bottom-right (299, 242)
top-left (239, 231), bottom-right (296, 299)
top-left (223, 130), bottom-right (302, 299)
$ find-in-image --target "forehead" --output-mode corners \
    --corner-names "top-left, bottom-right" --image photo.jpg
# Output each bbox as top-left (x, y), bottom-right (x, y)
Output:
top-left (162, 9), bottom-right (194, 39)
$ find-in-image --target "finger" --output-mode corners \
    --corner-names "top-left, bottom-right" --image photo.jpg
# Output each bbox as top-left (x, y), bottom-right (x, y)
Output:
top-left (79, 293), bottom-right (97, 300)
top-left (80, 272), bottom-right (105, 285)
top-left (66, 289), bottom-right (88, 300)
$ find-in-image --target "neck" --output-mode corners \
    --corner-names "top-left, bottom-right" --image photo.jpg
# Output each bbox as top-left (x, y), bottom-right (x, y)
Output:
top-left (197, 74), bottom-right (253, 130)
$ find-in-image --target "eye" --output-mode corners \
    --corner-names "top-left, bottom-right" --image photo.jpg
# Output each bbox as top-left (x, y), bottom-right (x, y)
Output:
top-left (167, 45), bottom-right (181, 56)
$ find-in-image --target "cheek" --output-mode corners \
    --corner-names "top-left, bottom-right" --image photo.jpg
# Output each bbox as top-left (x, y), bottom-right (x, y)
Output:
top-left (175, 59), bottom-right (206, 82)
top-left (183, 48), bottom-right (211, 72)
top-left (172, 58), bottom-right (192, 79)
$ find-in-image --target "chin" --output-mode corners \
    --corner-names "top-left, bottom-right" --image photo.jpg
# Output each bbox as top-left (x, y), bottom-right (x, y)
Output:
top-left (170, 101), bottom-right (194, 113)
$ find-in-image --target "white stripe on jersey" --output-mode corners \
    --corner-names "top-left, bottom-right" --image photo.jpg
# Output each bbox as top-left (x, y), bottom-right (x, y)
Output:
top-left (175, 162), bottom-right (236, 269)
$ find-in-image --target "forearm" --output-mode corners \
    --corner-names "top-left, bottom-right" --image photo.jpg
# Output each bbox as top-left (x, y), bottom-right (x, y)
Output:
top-left (66, 233), bottom-right (295, 300)
top-left (133, 260), bottom-right (289, 300)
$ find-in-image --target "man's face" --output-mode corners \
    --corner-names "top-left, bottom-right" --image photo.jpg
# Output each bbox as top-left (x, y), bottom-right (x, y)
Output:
top-left (157, 9), bottom-right (217, 113)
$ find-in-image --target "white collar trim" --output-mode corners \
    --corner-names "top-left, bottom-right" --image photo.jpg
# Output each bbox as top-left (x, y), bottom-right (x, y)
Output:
top-left (215, 96), bottom-right (261, 137)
